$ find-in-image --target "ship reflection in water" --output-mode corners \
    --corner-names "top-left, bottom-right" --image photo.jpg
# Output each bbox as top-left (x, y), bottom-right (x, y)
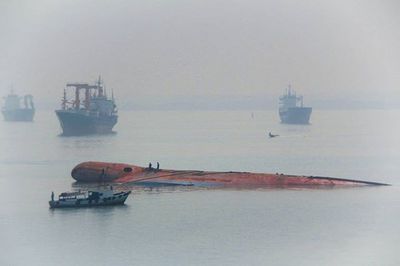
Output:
top-left (55, 76), bottom-right (118, 136)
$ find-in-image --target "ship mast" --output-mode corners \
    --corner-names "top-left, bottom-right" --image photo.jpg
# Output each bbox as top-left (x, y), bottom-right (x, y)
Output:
top-left (62, 88), bottom-right (67, 110)
top-left (97, 76), bottom-right (103, 97)
top-left (74, 86), bottom-right (80, 110)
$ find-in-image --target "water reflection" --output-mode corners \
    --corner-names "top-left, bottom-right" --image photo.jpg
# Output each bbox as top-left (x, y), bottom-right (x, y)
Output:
top-left (70, 180), bottom-right (388, 195)
top-left (57, 131), bottom-right (117, 138)
top-left (71, 181), bottom-right (205, 194)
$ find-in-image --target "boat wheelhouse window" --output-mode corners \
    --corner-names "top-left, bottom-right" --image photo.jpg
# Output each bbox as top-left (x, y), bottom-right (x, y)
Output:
top-left (123, 167), bottom-right (132, 173)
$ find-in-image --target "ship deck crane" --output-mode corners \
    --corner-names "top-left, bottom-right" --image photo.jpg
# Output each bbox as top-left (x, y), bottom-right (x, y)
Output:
top-left (64, 83), bottom-right (103, 110)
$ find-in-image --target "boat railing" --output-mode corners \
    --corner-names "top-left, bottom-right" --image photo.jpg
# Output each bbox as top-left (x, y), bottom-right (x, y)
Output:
top-left (59, 192), bottom-right (87, 200)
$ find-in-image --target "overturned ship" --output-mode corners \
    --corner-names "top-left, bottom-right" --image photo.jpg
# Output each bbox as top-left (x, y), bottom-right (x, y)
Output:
top-left (279, 85), bottom-right (312, 124)
top-left (71, 161), bottom-right (389, 188)
top-left (55, 77), bottom-right (118, 136)
top-left (2, 92), bottom-right (35, 121)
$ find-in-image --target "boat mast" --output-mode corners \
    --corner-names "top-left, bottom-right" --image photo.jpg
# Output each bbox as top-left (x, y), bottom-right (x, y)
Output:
top-left (74, 87), bottom-right (80, 110)
top-left (62, 88), bottom-right (67, 110)
top-left (97, 76), bottom-right (103, 97)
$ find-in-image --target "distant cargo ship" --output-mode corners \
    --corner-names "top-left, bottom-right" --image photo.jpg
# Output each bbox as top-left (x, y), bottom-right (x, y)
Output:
top-left (1, 92), bottom-right (35, 121)
top-left (279, 85), bottom-right (312, 124)
top-left (55, 77), bottom-right (118, 136)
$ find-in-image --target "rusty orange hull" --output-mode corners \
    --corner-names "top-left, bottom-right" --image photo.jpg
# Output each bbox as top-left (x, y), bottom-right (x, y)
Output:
top-left (71, 161), bottom-right (389, 187)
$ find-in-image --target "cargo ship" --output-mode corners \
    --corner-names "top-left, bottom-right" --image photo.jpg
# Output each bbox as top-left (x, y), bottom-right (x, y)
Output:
top-left (55, 77), bottom-right (118, 136)
top-left (2, 92), bottom-right (35, 121)
top-left (71, 161), bottom-right (389, 188)
top-left (279, 85), bottom-right (312, 124)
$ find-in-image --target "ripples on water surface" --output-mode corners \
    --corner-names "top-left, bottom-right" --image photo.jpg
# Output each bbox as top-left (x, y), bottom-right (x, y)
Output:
top-left (1, 110), bottom-right (400, 265)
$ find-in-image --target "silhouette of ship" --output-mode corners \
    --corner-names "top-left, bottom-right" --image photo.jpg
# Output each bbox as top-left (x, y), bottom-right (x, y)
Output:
top-left (55, 77), bottom-right (118, 136)
top-left (279, 85), bottom-right (312, 124)
top-left (2, 92), bottom-right (35, 121)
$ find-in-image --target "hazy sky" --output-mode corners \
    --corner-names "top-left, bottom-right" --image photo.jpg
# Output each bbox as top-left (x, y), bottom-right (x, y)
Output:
top-left (1, 0), bottom-right (399, 109)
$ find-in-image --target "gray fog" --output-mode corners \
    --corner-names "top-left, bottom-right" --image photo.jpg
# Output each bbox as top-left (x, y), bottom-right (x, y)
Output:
top-left (1, 0), bottom-right (399, 110)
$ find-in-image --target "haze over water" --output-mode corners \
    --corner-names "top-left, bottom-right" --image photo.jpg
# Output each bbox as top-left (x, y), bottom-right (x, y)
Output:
top-left (1, 0), bottom-right (400, 109)
top-left (1, 110), bottom-right (400, 265)
top-left (2, 0), bottom-right (400, 265)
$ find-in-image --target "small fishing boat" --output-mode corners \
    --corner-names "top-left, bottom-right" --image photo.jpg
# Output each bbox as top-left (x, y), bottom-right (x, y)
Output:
top-left (49, 189), bottom-right (131, 208)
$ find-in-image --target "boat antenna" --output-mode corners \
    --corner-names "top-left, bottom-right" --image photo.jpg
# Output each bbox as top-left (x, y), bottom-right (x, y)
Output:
top-left (111, 88), bottom-right (114, 101)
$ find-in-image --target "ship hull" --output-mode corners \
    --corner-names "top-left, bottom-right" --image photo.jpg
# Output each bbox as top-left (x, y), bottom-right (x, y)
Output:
top-left (55, 110), bottom-right (117, 136)
top-left (70, 161), bottom-right (389, 188)
top-left (2, 109), bottom-right (35, 121)
top-left (279, 107), bottom-right (312, 124)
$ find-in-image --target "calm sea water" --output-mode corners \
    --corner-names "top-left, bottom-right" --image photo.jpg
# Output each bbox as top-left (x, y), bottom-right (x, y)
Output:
top-left (1, 110), bottom-right (400, 266)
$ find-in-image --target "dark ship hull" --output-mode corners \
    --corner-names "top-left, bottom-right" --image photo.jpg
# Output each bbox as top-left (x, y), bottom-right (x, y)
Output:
top-left (55, 110), bottom-right (117, 136)
top-left (2, 109), bottom-right (35, 122)
top-left (279, 107), bottom-right (312, 124)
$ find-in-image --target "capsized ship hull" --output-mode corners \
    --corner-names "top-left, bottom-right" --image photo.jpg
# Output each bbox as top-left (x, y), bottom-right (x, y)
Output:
top-left (56, 110), bottom-right (117, 136)
top-left (71, 161), bottom-right (389, 187)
